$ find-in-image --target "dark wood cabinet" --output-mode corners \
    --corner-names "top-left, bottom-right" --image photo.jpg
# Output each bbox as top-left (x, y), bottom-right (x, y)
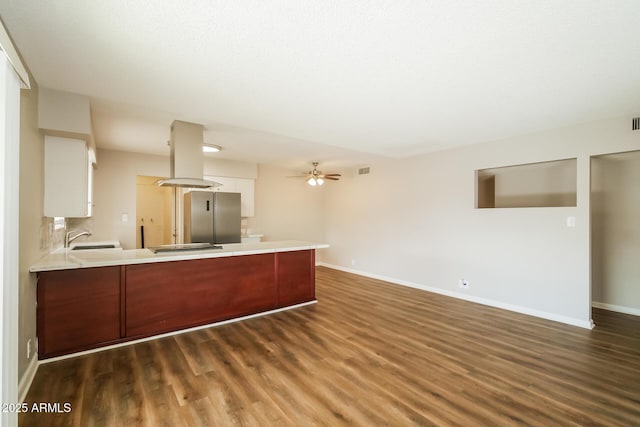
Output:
top-left (125, 253), bottom-right (277, 338)
top-left (277, 250), bottom-right (315, 306)
top-left (37, 266), bottom-right (121, 358)
top-left (36, 249), bottom-right (316, 359)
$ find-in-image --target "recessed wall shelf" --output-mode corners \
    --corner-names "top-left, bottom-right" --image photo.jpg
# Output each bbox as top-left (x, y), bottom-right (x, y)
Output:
top-left (476, 158), bottom-right (577, 209)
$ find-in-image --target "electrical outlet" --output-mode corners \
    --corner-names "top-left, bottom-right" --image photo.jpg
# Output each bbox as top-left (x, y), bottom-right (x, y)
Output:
top-left (458, 279), bottom-right (470, 289)
top-left (351, 259), bottom-right (356, 266)
top-left (27, 339), bottom-right (31, 359)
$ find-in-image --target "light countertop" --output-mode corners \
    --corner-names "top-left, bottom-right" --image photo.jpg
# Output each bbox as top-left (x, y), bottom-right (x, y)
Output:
top-left (30, 240), bottom-right (330, 272)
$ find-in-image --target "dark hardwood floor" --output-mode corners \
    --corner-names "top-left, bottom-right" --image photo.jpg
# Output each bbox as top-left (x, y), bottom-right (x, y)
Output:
top-left (20, 267), bottom-right (640, 426)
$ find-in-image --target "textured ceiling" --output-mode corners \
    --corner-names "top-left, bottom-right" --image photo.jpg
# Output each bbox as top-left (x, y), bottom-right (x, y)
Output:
top-left (2, 1), bottom-right (640, 169)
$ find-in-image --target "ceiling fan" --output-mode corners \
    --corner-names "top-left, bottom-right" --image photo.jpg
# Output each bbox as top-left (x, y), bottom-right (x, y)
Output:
top-left (290, 162), bottom-right (341, 186)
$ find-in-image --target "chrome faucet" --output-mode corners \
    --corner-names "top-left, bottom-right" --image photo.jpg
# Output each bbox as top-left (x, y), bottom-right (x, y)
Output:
top-left (65, 230), bottom-right (92, 248)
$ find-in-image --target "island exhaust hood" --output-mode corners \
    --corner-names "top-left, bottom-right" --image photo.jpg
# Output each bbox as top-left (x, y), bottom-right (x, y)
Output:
top-left (157, 120), bottom-right (221, 188)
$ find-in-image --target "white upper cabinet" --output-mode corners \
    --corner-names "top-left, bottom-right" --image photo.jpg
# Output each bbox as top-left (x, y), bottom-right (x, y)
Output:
top-left (44, 136), bottom-right (93, 217)
top-left (206, 176), bottom-right (255, 217)
top-left (209, 176), bottom-right (235, 192)
top-left (39, 87), bottom-right (96, 218)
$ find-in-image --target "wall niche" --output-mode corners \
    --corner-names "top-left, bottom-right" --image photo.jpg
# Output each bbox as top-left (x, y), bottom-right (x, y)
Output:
top-left (476, 158), bottom-right (577, 208)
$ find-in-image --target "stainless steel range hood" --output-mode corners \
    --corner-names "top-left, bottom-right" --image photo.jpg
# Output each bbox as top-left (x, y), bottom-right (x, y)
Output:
top-left (157, 177), bottom-right (220, 188)
top-left (157, 120), bottom-right (221, 188)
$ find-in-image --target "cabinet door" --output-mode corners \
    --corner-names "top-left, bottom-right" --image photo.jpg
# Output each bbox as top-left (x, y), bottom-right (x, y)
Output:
top-left (125, 254), bottom-right (277, 337)
top-left (44, 136), bottom-right (92, 217)
top-left (208, 176), bottom-right (235, 193)
top-left (277, 250), bottom-right (315, 306)
top-left (37, 267), bottom-right (121, 358)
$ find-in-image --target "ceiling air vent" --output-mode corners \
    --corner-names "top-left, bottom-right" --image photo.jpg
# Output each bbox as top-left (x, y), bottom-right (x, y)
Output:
top-left (633, 117), bottom-right (640, 131)
top-left (358, 167), bottom-right (370, 175)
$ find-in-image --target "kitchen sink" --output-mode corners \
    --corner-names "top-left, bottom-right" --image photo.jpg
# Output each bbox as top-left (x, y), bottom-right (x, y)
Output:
top-left (69, 240), bottom-right (121, 251)
top-left (71, 244), bottom-right (118, 250)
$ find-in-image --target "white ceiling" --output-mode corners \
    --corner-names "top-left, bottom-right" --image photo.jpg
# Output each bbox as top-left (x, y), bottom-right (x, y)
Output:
top-left (2, 1), bottom-right (640, 170)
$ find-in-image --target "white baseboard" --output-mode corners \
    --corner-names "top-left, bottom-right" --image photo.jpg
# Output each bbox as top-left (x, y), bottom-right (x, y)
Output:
top-left (40, 300), bottom-right (317, 364)
top-left (18, 356), bottom-right (39, 403)
top-left (592, 301), bottom-right (640, 317)
top-left (318, 263), bottom-right (594, 330)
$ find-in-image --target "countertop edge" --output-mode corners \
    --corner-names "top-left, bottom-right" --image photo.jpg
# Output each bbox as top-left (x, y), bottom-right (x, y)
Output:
top-left (30, 241), bottom-right (330, 273)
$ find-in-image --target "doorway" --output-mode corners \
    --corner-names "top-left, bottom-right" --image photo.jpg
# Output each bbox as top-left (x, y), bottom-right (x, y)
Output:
top-left (591, 150), bottom-right (640, 316)
top-left (135, 176), bottom-right (174, 248)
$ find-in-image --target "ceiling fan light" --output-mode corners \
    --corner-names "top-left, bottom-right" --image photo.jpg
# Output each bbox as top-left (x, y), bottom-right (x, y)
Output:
top-left (300, 162), bottom-right (338, 187)
top-left (202, 144), bottom-right (221, 153)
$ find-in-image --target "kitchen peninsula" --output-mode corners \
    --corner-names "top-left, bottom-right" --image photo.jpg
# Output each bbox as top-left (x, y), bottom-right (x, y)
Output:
top-left (31, 240), bottom-right (328, 359)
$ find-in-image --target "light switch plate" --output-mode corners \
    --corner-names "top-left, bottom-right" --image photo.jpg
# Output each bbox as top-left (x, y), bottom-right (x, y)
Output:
top-left (121, 213), bottom-right (128, 223)
top-left (566, 216), bottom-right (576, 227)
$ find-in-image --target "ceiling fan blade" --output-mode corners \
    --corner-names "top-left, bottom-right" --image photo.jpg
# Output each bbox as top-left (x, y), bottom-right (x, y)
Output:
top-left (324, 176), bottom-right (340, 181)
top-left (323, 174), bottom-right (342, 177)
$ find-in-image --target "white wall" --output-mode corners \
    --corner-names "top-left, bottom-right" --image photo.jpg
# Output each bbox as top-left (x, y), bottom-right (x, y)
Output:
top-left (17, 77), bottom-right (41, 388)
top-left (1, 50), bottom-right (22, 427)
top-left (90, 152), bottom-right (324, 250)
top-left (90, 149), bottom-right (259, 249)
top-left (246, 164), bottom-right (325, 244)
top-left (322, 116), bottom-right (640, 328)
top-left (87, 149), bottom-right (169, 249)
top-left (16, 77), bottom-right (68, 397)
top-left (37, 88), bottom-right (92, 136)
top-left (204, 158), bottom-right (257, 179)
top-left (591, 151), bottom-right (640, 314)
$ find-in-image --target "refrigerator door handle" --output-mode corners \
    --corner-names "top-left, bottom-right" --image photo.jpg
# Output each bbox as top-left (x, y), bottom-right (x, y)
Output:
top-left (206, 200), bottom-right (210, 211)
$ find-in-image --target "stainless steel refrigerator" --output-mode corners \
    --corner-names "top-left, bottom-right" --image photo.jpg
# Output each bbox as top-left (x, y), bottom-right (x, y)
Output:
top-left (184, 191), bottom-right (241, 244)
